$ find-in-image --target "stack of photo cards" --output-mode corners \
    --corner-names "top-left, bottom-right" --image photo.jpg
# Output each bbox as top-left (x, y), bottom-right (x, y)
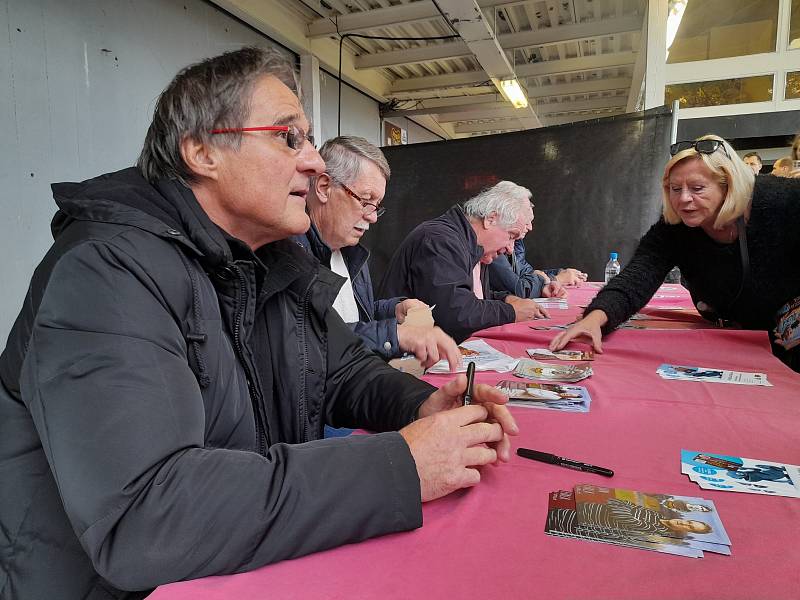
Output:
top-left (496, 380), bottom-right (591, 413)
top-left (533, 297), bottom-right (568, 310)
top-left (681, 450), bottom-right (800, 498)
top-left (426, 339), bottom-right (518, 374)
top-left (657, 364), bottom-right (771, 386)
top-left (515, 358), bottom-right (592, 383)
top-left (545, 484), bottom-right (731, 559)
top-left (527, 348), bottom-right (594, 361)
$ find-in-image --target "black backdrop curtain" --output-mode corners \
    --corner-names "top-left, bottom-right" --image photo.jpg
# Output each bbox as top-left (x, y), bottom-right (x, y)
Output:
top-left (365, 107), bottom-right (673, 288)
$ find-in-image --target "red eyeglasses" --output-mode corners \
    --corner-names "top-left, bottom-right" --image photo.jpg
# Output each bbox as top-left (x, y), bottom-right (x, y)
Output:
top-left (210, 125), bottom-right (314, 151)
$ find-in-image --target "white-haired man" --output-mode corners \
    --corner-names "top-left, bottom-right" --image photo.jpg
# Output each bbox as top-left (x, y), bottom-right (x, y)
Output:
top-left (298, 136), bottom-right (460, 369)
top-left (380, 181), bottom-right (553, 343)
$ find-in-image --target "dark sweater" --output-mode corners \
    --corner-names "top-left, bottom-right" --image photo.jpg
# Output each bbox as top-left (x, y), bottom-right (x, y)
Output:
top-left (587, 175), bottom-right (800, 366)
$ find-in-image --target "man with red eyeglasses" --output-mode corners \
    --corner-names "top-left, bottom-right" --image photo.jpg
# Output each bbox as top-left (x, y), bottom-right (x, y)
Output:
top-left (0, 47), bottom-right (517, 599)
top-left (297, 136), bottom-right (460, 370)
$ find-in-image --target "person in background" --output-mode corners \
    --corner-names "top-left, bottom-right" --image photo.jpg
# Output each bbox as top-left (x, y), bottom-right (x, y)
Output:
top-left (550, 134), bottom-right (800, 372)
top-left (488, 236), bottom-right (587, 298)
top-left (792, 134), bottom-right (799, 163)
top-left (742, 152), bottom-right (762, 175)
top-left (298, 136), bottom-right (459, 369)
top-left (0, 47), bottom-right (518, 599)
top-left (380, 181), bottom-right (549, 343)
top-left (771, 157), bottom-right (795, 177)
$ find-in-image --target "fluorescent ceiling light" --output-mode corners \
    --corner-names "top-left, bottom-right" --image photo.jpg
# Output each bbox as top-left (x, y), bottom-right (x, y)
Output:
top-left (499, 78), bottom-right (529, 108)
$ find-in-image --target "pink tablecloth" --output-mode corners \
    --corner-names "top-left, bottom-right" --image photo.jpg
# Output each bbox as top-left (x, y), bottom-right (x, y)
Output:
top-left (149, 286), bottom-right (800, 600)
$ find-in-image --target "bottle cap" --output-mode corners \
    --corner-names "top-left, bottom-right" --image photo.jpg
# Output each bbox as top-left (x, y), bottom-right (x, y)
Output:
top-left (610, 252), bottom-right (618, 260)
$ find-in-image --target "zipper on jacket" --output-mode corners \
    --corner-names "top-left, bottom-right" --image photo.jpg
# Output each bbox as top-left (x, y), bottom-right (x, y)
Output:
top-left (353, 282), bottom-right (373, 322)
top-left (230, 264), bottom-right (268, 455)
top-left (297, 273), bottom-right (317, 443)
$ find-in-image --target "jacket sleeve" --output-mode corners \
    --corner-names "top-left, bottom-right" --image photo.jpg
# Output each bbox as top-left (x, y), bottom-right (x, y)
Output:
top-left (585, 219), bottom-right (677, 332)
top-left (21, 240), bottom-right (423, 591)
top-left (325, 310), bottom-right (437, 432)
top-left (413, 237), bottom-right (516, 343)
top-left (487, 254), bottom-right (546, 298)
top-left (374, 296), bottom-right (402, 320)
top-left (347, 317), bottom-right (401, 359)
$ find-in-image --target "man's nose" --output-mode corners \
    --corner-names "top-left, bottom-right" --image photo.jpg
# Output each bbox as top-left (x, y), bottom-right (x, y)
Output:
top-left (299, 141), bottom-right (325, 176)
top-left (363, 208), bottom-right (379, 223)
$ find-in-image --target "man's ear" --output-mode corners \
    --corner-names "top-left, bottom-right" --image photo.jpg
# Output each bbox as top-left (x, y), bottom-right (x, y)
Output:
top-left (314, 173), bottom-right (333, 204)
top-left (484, 211), bottom-right (498, 228)
top-left (180, 136), bottom-right (222, 181)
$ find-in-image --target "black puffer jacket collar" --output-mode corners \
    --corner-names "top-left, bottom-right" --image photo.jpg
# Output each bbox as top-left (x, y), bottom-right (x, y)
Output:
top-left (51, 167), bottom-right (231, 268)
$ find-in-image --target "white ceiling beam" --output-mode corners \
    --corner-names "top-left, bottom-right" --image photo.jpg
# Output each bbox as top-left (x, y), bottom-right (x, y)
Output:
top-left (382, 95), bottom-right (504, 117)
top-left (514, 51), bottom-right (636, 78)
top-left (385, 79), bottom-right (631, 117)
top-left (541, 109), bottom-right (625, 126)
top-left (356, 40), bottom-right (471, 69)
top-left (355, 15), bottom-right (642, 69)
top-left (435, 0), bottom-right (542, 127)
top-left (454, 120), bottom-right (522, 134)
top-left (307, 0), bottom-right (522, 38)
top-left (390, 77), bottom-right (631, 104)
top-left (390, 51), bottom-right (635, 92)
top-left (528, 77), bottom-right (632, 98)
top-left (455, 107), bottom-right (627, 133)
top-left (499, 14), bottom-right (641, 50)
top-left (438, 96), bottom-right (627, 123)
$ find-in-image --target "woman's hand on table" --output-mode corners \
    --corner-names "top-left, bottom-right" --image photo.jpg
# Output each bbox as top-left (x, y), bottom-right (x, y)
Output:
top-left (405, 376), bottom-right (519, 502)
top-left (549, 309), bottom-right (608, 353)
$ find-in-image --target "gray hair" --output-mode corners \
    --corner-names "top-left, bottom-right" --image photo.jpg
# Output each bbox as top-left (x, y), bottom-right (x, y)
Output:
top-left (462, 181), bottom-right (533, 228)
top-left (137, 46), bottom-right (297, 185)
top-left (319, 135), bottom-right (391, 184)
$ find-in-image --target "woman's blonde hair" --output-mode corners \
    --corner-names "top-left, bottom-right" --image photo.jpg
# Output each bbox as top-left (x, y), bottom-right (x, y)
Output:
top-left (662, 134), bottom-right (755, 229)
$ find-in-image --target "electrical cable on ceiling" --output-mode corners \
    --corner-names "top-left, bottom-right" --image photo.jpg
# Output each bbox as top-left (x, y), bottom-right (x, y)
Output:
top-left (336, 27), bottom-right (460, 135)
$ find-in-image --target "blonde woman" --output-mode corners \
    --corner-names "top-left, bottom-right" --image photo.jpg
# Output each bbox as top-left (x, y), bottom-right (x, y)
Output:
top-left (551, 134), bottom-right (800, 371)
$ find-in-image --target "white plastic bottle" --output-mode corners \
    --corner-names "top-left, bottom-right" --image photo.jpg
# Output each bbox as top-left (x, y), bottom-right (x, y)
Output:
top-left (604, 252), bottom-right (621, 283)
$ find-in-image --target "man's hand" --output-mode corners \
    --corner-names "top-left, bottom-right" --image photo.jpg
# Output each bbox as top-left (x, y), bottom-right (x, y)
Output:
top-left (542, 281), bottom-right (567, 299)
top-left (397, 323), bottom-right (461, 370)
top-left (404, 375), bottom-right (519, 502)
top-left (555, 268), bottom-right (588, 286)
top-left (549, 309), bottom-right (608, 353)
top-left (505, 295), bottom-right (550, 321)
top-left (395, 298), bottom-right (429, 324)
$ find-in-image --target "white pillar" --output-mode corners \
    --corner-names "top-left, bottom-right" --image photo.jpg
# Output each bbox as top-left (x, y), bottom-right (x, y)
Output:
top-left (643, 0), bottom-right (667, 110)
top-left (299, 53), bottom-right (322, 146)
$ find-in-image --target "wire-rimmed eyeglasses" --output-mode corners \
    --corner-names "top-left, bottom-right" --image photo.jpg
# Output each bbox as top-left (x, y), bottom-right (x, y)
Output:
top-left (332, 177), bottom-right (386, 218)
top-left (210, 125), bottom-right (314, 151)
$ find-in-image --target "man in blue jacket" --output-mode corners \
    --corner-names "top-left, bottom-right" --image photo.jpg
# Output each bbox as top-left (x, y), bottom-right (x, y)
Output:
top-left (298, 136), bottom-right (460, 369)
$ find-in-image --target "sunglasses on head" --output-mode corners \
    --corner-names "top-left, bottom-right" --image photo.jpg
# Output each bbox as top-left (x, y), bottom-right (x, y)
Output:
top-left (670, 139), bottom-right (730, 159)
